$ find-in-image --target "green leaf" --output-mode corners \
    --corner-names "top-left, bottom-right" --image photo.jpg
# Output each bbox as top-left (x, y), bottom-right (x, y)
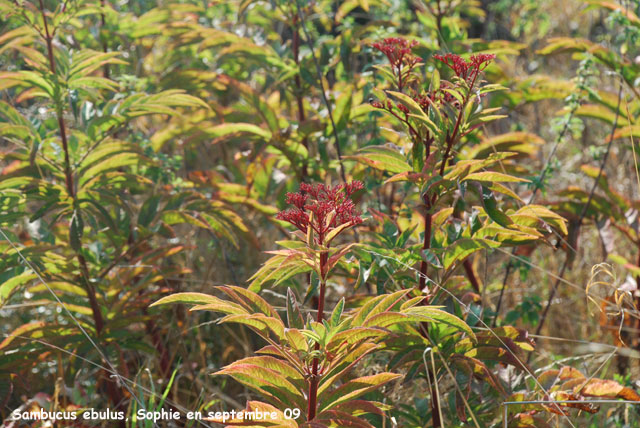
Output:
top-left (161, 211), bottom-right (210, 230)
top-left (79, 153), bottom-right (140, 187)
top-left (206, 123), bottom-right (272, 141)
top-left (69, 210), bottom-right (83, 252)
top-left (0, 272), bottom-right (35, 304)
top-left (481, 185), bottom-right (513, 227)
top-left (347, 145), bottom-right (412, 173)
top-left (215, 362), bottom-right (305, 409)
top-left (464, 171), bottom-right (530, 183)
top-left (138, 195), bottom-right (160, 228)
top-left (28, 281), bottom-right (87, 297)
top-left (224, 356), bottom-right (304, 384)
top-left (0, 321), bottom-right (46, 350)
top-left (441, 238), bottom-right (500, 270)
top-left (329, 298), bottom-right (345, 328)
top-left (403, 306), bottom-right (476, 341)
top-left (319, 373), bottom-right (402, 412)
top-left (515, 205), bottom-right (568, 235)
top-left (69, 50), bottom-right (126, 79)
top-left (219, 314), bottom-right (285, 340)
top-left (150, 292), bottom-right (229, 307)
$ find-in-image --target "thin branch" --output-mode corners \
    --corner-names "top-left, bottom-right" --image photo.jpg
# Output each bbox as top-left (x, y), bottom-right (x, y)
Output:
top-left (293, 0), bottom-right (346, 183)
top-left (533, 81), bottom-right (624, 347)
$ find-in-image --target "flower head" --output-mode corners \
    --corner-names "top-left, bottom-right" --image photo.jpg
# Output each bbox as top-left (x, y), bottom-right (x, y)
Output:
top-left (372, 37), bottom-right (420, 71)
top-left (277, 181), bottom-right (364, 244)
top-left (434, 53), bottom-right (496, 82)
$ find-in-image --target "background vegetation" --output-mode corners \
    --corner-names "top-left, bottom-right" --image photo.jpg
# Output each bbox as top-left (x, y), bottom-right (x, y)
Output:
top-left (1, 0), bottom-right (640, 427)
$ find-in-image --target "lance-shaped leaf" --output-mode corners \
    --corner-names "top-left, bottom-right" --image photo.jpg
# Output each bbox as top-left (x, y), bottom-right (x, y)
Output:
top-left (326, 327), bottom-right (389, 353)
top-left (215, 362), bottom-right (306, 409)
top-left (224, 356), bottom-right (305, 389)
top-left (0, 321), bottom-right (46, 350)
top-left (219, 314), bottom-right (285, 340)
top-left (514, 205), bottom-right (568, 235)
top-left (319, 342), bottom-right (380, 396)
top-left (319, 373), bottom-right (401, 412)
top-left (480, 185), bottom-right (513, 227)
top-left (440, 238), bottom-right (500, 270)
top-left (0, 272), bottom-right (35, 304)
top-left (206, 123), bottom-right (272, 141)
top-left (150, 292), bottom-right (245, 316)
top-left (350, 289), bottom-right (411, 327)
top-left (346, 145), bottom-right (412, 174)
top-left (332, 400), bottom-right (389, 417)
top-left (403, 306), bottom-right (476, 342)
top-left (463, 171), bottom-right (530, 183)
top-left (328, 298), bottom-right (345, 328)
top-left (219, 285), bottom-right (280, 318)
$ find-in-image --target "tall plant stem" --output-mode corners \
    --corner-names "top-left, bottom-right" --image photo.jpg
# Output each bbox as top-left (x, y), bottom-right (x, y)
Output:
top-left (418, 77), bottom-right (481, 427)
top-left (100, 0), bottom-right (109, 78)
top-left (307, 251), bottom-right (328, 421)
top-left (418, 209), bottom-right (432, 293)
top-left (39, 0), bottom-right (105, 335)
top-left (292, 16), bottom-right (308, 180)
top-left (38, 0), bottom-right (123, 415)
top-left (419, 86), bottom-right (478, 295)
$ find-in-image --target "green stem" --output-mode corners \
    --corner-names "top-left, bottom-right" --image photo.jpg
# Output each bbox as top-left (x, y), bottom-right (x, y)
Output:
top-left (292, 16), bottom-right (308, 180)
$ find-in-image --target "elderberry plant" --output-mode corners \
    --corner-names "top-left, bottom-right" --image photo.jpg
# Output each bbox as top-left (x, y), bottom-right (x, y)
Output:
top-left (153, 181), bottom-right (475, 426)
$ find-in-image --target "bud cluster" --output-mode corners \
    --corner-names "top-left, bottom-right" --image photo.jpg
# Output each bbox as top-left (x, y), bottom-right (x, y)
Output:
top-left (276, 181), bottom-right (364, 243)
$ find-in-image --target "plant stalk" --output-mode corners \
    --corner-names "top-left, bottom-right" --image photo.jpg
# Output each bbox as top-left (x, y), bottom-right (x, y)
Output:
top-left (100, 0), bottom-right (109, 78)
top-left (39, 0), bottom-right (105, 336)
top-left (307, 250), bottom-right (328, 421)
top-left (292, 16), bottom-right (308, 180)
top-left (418, 210), bottom-right (432, 293)
top-left (38, 0), bottom-right (123, 415)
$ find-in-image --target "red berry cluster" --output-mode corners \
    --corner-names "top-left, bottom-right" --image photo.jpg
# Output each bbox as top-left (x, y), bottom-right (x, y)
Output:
top-left (277, 181), bottom-right (364, 243)
top-left (433, 53), bottom-right (496, 82)
top-left (372, 37), bottom-right (420, 71)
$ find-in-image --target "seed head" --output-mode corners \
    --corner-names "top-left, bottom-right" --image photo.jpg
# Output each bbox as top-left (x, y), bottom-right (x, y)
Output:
top-left (433, 53), bottom-right (495, 81)
top-left (276, 181), bottom-right (364, 244)
top-left (372, 37), bottom-right (420, 71)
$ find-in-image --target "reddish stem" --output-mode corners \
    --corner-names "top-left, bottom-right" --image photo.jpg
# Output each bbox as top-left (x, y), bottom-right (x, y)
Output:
top-left (439, 72), bottom-right (479, 177)
top-left (38, 1), bottom-right (122, 416)
top-left (462, 259), bottom-right (480, 294)
top-left (636, 246), bottom-right (640, 292)
top-left (307, 250), bottom-right (328, 421)
top-left (418, 210), bottom-right (432, 293)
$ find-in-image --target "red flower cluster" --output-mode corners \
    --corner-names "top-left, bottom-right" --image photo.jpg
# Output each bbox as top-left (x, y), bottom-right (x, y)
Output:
top-left (372, 37), bottom-right (420, 71)
top-left (433, 53), bottom-right (496, 81)
top-left (277, 181), bottom-right (364, 243)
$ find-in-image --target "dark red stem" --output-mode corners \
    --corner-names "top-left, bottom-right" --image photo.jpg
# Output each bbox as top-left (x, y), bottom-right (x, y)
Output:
top-left (418, 210), bottom-right (432, 293)
top-left (38, 0), bottom-right (122, 416)
top-left (307, 250), bottom-right (328, 421)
